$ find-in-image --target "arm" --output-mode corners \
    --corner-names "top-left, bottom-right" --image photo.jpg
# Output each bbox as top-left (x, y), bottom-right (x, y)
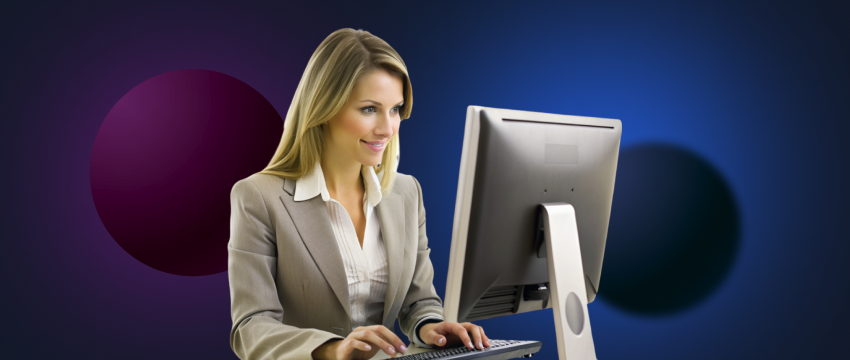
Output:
top-left (228, 178), bottom-right (343, 360)
top-left (397, 176), bottom-right (491, 351)
top-left (397, 176), bottom-right (446, 347)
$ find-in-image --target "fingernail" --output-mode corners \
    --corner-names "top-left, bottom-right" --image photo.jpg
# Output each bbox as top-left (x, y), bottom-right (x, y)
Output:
top-left (479, 341), bottom-right (483, 349)
top-left (439, 338), bottom-right (444, 345)
top-left (365, 345), bottom-right (371, 350)
top-left (388, 346), bottom-right (395, 354)
top-left (400, 345), bottom-right (407, 353)
top-left (468, 341), bottom-right (474, 349)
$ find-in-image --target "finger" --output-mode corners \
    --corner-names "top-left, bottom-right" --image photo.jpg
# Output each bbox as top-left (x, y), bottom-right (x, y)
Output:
top-left (354, 330), bottom-right (398, 357)
top-left (370, 325), bottom-right (408, 354)
top-left (462, 323), bottom-right (483, 349)
top-left (479, 326), bottom-right (491, 348)
top-left (424, 327), bottom-right (447, 347)
top-left (448, 323), bottom-right (474, 349)
top-left (347, 339), bottom-right (372, 352)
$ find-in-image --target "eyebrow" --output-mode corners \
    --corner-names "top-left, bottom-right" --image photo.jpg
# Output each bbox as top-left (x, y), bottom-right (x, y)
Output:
top-left (359, 100), bottom-right (404, 106)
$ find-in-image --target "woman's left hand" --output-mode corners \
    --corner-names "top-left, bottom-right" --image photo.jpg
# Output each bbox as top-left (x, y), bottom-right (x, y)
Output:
top-left (419, 321), bottom-right (491, 350)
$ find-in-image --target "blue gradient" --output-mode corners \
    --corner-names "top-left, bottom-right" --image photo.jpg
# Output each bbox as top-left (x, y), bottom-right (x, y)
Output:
top-left (2, 0), bottom-right (848, 359)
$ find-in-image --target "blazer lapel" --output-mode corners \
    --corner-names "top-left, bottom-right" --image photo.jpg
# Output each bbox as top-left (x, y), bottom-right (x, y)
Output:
top-left (279, 178), bottom-right (351, 320)
top-left (376, 194), bottom-right (405, 324)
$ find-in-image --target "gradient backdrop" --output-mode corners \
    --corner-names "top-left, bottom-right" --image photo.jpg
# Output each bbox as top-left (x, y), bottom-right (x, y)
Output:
top-left (2, 0), bottom-right (848, 359)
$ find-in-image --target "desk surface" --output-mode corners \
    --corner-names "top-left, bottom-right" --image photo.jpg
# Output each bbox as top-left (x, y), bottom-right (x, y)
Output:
top-left (370, 344), bottom-right (438, 359)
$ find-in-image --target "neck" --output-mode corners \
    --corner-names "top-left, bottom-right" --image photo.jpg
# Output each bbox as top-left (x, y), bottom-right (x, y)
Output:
top-left (320, 150), bottom-right (363, 198)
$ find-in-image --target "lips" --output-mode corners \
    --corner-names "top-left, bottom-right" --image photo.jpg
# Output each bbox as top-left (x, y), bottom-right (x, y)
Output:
top-left (361, 140), bottom-right (386, 147)
top-left (361, 139), bottom-right (386, 152)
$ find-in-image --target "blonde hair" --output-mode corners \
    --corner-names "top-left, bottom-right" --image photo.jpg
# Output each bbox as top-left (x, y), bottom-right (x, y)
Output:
top-left (258, 28), bottom-right (412, 195)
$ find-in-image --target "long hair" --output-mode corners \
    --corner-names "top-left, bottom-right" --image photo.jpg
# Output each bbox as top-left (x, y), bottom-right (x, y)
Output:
top-left (258, 28), bottom-right (412, 195)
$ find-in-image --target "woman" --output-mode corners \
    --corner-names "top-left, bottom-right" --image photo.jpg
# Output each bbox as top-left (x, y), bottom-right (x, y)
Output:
top-left (228, 28), bottom-right (490, 360)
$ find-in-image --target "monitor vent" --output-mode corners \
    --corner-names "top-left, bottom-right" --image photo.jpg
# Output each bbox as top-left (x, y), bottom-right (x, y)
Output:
top-left (467, 285), bottom-right (519, 320)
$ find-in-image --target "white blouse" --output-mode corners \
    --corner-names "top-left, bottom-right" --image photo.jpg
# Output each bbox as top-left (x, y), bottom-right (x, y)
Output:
top-left (294, 161), bottom-right (388, 328)
top-left (293, 161), bottom-right (440, 347)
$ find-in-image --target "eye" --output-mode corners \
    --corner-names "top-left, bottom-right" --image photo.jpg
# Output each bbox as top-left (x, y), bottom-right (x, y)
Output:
top-left (361, 106), bottom-right (376, 114)
top-left (391, 105), bottom-right (402, 114)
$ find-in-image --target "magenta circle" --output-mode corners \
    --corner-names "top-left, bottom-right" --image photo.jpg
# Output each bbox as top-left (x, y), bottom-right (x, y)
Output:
top-left (90, 69), bottom-right (282, 276)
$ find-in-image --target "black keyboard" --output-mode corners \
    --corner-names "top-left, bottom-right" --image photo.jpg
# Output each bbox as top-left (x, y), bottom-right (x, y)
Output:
top-left (396, 340), bottom-right (542, 359)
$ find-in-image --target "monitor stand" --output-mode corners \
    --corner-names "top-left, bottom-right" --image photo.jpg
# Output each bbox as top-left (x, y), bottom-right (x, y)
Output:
top-left (539, 203), bottom-right (598, 360)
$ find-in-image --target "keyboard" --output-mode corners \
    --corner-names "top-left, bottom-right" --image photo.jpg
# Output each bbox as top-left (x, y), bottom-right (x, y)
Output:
top-left (395, 340), bottom-right (542, 359)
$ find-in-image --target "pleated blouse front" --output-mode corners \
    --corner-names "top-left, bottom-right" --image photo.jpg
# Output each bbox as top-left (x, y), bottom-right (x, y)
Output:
top-left (293, 161), bottom-right (388, 328)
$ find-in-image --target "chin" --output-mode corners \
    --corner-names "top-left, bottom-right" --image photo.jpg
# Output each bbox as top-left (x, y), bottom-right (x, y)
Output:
top-left (359, 157), bottom-right (382, 168)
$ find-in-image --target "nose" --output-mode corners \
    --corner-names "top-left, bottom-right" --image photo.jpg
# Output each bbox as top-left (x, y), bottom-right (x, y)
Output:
top-left (374, 110), bottom-right (395, 138)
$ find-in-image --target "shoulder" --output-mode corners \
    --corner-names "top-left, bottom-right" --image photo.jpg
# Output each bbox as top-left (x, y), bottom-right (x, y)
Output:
top-left (391, 172), bottom-right (422, 199)
top-left (231, 173), bottom-right (288, 199)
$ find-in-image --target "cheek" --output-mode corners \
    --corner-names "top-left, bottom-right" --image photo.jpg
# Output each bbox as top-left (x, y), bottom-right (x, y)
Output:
top-left (338, 114), bottom-right (370, 140)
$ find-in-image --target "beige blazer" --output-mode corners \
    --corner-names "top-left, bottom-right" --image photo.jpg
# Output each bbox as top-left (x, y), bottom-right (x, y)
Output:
top-left (228, 172), bottom-right (444, 360)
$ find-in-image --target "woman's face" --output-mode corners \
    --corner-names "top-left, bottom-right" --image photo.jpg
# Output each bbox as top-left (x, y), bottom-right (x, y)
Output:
top-left (323, 69), bottom-right (403, 167)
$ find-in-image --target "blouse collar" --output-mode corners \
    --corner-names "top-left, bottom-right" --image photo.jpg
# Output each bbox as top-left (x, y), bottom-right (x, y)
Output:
top-left (294, 161), bottom-right (383, 207)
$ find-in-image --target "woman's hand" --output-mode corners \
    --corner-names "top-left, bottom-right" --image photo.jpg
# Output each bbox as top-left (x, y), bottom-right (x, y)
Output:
top-left (419, 321), bottom-right (491, 350)
top-left (312, 325), bottom-right (408, 360)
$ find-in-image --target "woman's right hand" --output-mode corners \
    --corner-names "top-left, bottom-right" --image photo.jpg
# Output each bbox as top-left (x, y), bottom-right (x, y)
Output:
top-left (312, 325), bottom-right (408, 360)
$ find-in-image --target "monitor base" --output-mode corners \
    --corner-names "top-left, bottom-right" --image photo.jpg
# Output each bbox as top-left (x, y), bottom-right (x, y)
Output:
top-left (540, 203), bottom-right (598, 360)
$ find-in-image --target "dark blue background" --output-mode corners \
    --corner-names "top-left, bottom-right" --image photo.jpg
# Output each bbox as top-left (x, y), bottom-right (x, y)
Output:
top-left (2, 0), bottom-right (847, 358)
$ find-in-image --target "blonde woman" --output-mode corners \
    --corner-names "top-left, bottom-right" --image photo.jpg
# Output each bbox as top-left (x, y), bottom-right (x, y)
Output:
top-left (228, 29), bottom-right (491, 360)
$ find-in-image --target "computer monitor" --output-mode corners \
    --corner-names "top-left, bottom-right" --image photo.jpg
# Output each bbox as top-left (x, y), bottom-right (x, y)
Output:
top-left (443, 106), bottom-right (621, 360)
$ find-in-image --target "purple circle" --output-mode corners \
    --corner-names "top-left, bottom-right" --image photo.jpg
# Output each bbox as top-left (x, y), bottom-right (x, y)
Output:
top-left (90, 69), bottom-right (282, 276)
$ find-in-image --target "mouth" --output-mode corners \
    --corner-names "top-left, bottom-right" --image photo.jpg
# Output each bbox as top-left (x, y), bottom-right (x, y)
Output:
top-left (361, 140), bottom-right (386, 152)
top-left (361, 140), bottom-right (386, 147)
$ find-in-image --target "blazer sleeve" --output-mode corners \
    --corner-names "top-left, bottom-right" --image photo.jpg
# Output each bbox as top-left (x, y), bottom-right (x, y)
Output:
top-left (397, 175), bottom-right (446, 343)
top-left (228, 178), bottom-right (343, 360)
